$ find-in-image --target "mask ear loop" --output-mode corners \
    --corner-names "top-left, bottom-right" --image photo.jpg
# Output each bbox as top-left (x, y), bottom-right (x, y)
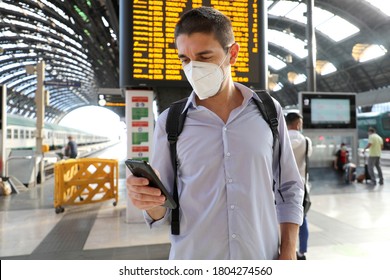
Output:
top-left (219, 43), bottom-right (235, 82)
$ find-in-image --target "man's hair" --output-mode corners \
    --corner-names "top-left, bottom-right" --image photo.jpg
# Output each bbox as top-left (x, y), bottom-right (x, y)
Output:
top-left (368, 127), bottom-right (376, 133)
top-left (174, 6), bottom-right (235, 49)
top-left (285, 112), bottom-right (303, 126)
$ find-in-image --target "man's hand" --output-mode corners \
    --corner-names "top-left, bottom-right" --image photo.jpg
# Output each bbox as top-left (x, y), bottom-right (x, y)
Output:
top-left (126, 174), bottom-right (167, 220)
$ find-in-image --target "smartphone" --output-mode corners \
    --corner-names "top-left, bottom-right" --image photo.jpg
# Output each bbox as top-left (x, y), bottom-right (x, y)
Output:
top-left (125, 159), bottom-right (177, 209)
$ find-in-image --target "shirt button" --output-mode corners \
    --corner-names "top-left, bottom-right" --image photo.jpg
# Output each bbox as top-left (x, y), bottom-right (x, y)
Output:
top-left (232, 234), bottom-right (237, 239)
top-left (226, 152), bottom-right (231, 157)
top-left (230, 205), bottom-right (235, 210)
top-left (228, 179), bottom-right (233, 183)
top-left (223, 127), bottom-right (227, 132)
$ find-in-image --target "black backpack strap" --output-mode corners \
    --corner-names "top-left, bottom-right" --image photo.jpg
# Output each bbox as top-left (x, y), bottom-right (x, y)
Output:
top-left (253, 91), bottom-right (282, 200)
top-left (253, 91), bottom-right (279, 150)
top-left (303, 137), bottom-right (311, 214)
top-left (165, 98), bottom-right (188, 235)
top-left (305, 138), bottom-right (309, 186)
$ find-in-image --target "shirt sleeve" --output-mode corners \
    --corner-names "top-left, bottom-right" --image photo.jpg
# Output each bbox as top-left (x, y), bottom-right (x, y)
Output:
top-left (273, 100), bottom-right (304, 225)
top-left (143, 208), bottom-right (171, 228)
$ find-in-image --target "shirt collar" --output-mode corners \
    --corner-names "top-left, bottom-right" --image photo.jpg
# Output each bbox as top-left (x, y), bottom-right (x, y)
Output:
top-left (183, 82), bottom-right (259, 112)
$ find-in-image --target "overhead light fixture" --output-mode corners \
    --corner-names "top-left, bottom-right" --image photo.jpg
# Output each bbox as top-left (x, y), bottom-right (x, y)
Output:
top-left (98, 94), bottom-right (106, 106)
top-left (352, 43), bottom-right (387, 62)
top-left (288, 72), bottom-right (307, 84)
top-left (316, 60), bottom-right (337, 75)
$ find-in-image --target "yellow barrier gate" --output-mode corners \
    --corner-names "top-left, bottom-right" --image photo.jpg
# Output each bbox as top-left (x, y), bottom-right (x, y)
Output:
top-left (54, 158), bottom-right (119, 213)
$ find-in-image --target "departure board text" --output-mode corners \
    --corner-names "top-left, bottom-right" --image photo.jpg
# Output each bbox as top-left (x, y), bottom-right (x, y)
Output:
top-left (128, 0), bottom-right (260, 87)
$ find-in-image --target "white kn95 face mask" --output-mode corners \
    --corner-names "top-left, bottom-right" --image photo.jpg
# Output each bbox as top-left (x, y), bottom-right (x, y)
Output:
top-left (183, 54), bottom-right (229, 100)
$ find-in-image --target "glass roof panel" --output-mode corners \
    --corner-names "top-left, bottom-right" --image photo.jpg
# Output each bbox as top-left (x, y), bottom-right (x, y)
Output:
top-left (359, 45), bottom-right (387, 62)
top-left (365, 0), bottom-right (390, 17)
top-left (0, 70), bottom-right (25, 83)
top-left (268, 1), bottom-right (360, 42)
top-left (8, 75), bottom-right (35, 88)
top-left (312, 7), bottom-right (335, 26)
top-left (268, 1), bottom-right (300, 17)
top-left (268, 54), bottom-right (287, 71)
top-left (40, 0), bottom-right (69, 20)
top-left (316, 15), bottom-right (360, 42)
top-left (284, 3), bottom-right (307, 24)
top-left (268, 30), bottom-right (307, 58)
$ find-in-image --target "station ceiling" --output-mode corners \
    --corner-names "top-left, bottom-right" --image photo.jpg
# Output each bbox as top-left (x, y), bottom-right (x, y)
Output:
top-left (1, 0), bottom-right (390, 123)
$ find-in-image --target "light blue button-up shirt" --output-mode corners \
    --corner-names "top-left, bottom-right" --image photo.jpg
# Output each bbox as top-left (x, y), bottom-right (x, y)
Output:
top-left (146, 83), bottom-right (304, 259)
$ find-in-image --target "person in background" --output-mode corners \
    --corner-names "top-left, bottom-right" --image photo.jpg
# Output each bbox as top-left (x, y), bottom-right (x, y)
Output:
top-left (65, 135), bottom-right (78, 159)
top-left (126, 6), bottom-right (304, 260)
top-left (364, 127), bottom-right (384, 186)
top-left (334, 142), bottom-right (349, 172)
top-left (286, 112), bottom-right (312, 260)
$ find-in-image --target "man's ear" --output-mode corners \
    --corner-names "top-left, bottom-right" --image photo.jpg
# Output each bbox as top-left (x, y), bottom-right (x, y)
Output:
top-left (229, 43), bottom-right (240, 64)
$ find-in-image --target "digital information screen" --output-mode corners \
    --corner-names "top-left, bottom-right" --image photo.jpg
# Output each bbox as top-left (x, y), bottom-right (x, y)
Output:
top-left (300, 92), bottom-right (357, 129)
top-left (311, 99), bottom-right (351, 124)
top-left (121, 0), bottom-right (261, 88)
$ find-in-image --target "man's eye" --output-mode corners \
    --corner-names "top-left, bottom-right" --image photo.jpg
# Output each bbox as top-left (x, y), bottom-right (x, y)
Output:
top-left (180, 58), bottom-right (189, 65)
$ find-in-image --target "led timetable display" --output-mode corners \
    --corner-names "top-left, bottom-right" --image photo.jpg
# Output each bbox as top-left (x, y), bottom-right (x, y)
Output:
top-left (121, 0), bottom-right (261, 88)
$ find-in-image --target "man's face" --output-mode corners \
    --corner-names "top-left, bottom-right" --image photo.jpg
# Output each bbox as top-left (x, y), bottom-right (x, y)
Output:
top-left (176, 32), bottom-right (230, 68)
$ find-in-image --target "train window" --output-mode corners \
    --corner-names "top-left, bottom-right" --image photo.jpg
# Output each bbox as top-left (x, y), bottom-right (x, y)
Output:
top-left (31, 130), bottom-right (35, 138)
top-left (382, 116), bottom-right (390, 130)
top-left (20, 130), bottom-right (25, 139)
top-left (26, 130), bottom-right (30, 139)
top-left (14, 129), bottom-right (19, 139)
top-left (7, 129), bottom-right (12, 139)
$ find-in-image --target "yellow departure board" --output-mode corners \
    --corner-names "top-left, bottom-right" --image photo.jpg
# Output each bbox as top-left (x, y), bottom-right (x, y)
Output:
top-left (124, 0), bottom-right (260, 87)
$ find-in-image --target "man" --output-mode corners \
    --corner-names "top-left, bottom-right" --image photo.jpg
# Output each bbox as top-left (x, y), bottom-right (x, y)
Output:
top-left (334, 143), bottom-right (349, 172)
top-left (364, 127), bottom-right (383, 186)
top-left (127, 7), bottom-right (303, 260)
top-left (286, 112), bottom-right (312, 260)
top-left (65, 135), bottom-right (78, 159)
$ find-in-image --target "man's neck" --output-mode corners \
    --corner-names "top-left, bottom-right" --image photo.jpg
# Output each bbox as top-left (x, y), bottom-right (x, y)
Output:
top-left (196, 80), bottom-right (243, 123)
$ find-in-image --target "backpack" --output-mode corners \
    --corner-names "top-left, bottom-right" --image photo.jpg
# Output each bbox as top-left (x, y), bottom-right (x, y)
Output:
top-left (165, 90), bottom-right (280, 235)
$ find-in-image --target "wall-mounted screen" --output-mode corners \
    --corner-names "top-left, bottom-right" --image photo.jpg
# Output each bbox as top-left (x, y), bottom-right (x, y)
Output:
top-left (120, 0), bottom-right (261, 88)
top-left (299, 92), bottom-right (357, 129)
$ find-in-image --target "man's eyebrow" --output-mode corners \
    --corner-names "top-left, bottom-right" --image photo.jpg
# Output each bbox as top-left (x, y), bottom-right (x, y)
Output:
top-left (195, 50), bottom-right (213, 56)
top-left (178, 50), bottom-right (214, 59)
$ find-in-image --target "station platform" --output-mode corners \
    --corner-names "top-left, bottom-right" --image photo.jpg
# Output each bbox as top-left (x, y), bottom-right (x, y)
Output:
top-left (1, 140), bottom-right (390, 260)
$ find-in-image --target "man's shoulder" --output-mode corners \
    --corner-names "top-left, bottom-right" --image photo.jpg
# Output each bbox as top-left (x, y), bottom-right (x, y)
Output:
top-left (289, 130), bottom-right (305, 140)
top-left (370, 133), bottom-right (382, 142)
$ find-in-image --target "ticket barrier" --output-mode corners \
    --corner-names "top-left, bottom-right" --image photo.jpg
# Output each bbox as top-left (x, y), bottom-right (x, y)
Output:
top-left (54, 158), bottom-right (119, 213)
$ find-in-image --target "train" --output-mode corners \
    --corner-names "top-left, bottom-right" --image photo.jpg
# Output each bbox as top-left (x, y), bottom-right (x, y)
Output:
top-left (357, 111), bottom-right (390, 149)
top-left (0, 114), bottom-right (112, 185)
top-left (4, 114), bottom-right (110, 152)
